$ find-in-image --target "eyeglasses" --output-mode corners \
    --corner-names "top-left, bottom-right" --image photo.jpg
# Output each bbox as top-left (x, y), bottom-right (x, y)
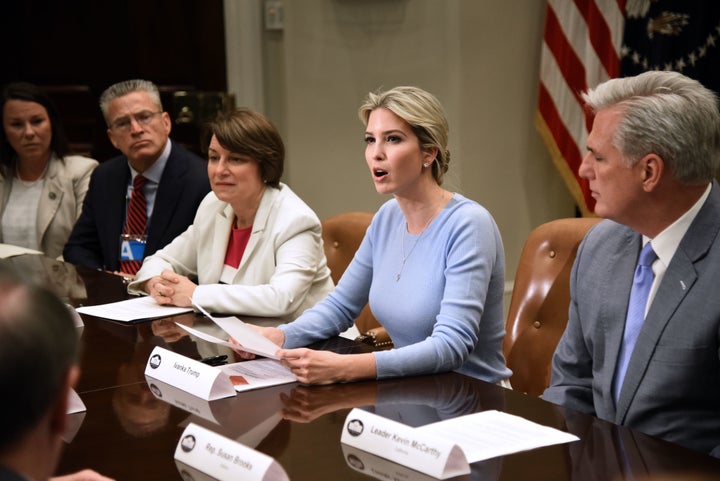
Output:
top-left (109, 111), bottom-right (163, 132)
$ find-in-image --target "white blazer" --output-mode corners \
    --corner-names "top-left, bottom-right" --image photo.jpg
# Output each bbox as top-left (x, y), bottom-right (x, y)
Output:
top-left (0, 154), bottom-right (98, 259)
top-left (129, 183), bottom-right (334, 319)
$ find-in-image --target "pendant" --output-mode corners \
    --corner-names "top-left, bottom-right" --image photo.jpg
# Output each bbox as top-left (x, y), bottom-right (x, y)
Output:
top-left (395, 273), bottom-right (401, 282)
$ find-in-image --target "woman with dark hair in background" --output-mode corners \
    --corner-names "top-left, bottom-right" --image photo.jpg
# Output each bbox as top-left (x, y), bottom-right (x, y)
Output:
top-left (0, 82), bottom-right (97, 258)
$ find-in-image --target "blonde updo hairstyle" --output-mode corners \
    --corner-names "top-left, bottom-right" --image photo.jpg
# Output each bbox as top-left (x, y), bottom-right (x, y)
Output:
top-left (359, 86), bottom-right (450, 185)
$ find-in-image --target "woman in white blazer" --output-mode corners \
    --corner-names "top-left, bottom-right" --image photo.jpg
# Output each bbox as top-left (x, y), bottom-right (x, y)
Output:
top-left (129, 108), bottom-right (333, 319)
top-left (0, 83), bottom-right (98, 259)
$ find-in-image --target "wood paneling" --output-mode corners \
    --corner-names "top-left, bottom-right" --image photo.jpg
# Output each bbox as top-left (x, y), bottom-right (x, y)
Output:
top-left (0, 0), bottom-right (227, 160)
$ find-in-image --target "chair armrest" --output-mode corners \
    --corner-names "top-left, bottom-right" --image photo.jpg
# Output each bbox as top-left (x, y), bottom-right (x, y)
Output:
top-left (355, 327), bottom-right (393, 350)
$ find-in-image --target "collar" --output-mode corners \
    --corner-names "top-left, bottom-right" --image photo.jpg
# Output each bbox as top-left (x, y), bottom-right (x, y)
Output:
top-left (647, 182), bottom-right (712, 269)
top-left (127, 139), bottom-right (171, 184)
top-left (220, 183), bottom-right (283, 232)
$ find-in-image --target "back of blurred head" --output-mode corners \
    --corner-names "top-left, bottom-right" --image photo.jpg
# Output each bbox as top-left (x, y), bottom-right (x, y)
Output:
top-left (0, 265), bottom-right (79, 476)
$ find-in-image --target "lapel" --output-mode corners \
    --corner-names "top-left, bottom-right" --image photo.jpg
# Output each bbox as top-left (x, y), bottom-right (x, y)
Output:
top-left (615, 183), bottom-right (720, 422)
top-left (147, 142), bottom-right (185, 252)
top-left (597, 228), bottom-right (639, 418)
top-left (36, 156), bottom-right (63, 237)
top-left (600, 229), bottom-right (642, 386)
top-left (237, 186), bottom-right (278, 273)
top-left (104, 161), bottom-right (131, 252)
top-left (0, 173), bottom-right (7, 241)
top-left (208, 202), bottom-right (234, 281)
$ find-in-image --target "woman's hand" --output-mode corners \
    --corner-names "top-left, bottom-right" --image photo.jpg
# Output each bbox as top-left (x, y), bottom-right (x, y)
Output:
top-left (280, 383), bottom-right (378, 422)
top-left (146, 269), bottom-right (197, 307)
top-left (230, 325), bottom-right (285, 360)
top-left (151, 317), bottom-right (194, 343)
top-left (277, 349), bottom-right (376, 385)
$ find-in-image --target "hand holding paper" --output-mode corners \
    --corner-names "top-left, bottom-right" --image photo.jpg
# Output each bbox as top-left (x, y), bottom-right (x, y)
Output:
top-left (176, 322), bottom-right (281, 360)
top-left (186, 303), bottom-right (282, 360)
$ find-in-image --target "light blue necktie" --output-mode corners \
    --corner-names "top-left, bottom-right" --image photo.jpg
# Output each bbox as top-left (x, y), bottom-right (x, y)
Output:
top-left (613, 242), bottom-right (657, 403)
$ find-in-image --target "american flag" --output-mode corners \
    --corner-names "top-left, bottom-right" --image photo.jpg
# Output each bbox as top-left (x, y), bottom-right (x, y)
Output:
top-left (537, 0), bottom-right (720, 216)
top-left (536, 0), bottom-right (625, 216)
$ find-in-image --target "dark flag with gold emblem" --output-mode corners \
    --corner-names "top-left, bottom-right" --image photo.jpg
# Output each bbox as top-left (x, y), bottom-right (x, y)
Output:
top-left (621, 1), bottom-right (720, 94)
top-left (537, 1), bottom-right (719, 215)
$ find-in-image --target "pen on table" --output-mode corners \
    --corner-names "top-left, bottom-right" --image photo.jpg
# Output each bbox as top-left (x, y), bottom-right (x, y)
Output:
top-left (200, 354), bottom-right (228, 366)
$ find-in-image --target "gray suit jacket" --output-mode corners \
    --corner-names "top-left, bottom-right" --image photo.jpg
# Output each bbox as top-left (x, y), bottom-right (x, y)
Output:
top-left (544, 182), bottom-right (720, 457)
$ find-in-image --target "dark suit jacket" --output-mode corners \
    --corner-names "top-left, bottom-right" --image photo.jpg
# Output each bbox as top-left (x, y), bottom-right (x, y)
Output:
top-left (544, 181), bottom-right (720, 457)
top-left (0, 466), bottom-right (26, 481)
top-left (63, 141), bottom-right (210, 272)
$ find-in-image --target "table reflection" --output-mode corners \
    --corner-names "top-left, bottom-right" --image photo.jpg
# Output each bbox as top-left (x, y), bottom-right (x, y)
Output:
top-left (14, 253), bottom-right (716, 481)
top-left (102, 321), bottom-right (199, 437)
top-left (1, 254), bottom-right (87, 302)
top-left (281, 373), bottom-right (505, 481)
top-left (562, 408), bottom-right (720, 481)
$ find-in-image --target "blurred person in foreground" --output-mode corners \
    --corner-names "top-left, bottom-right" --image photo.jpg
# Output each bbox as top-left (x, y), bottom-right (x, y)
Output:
top-left (128, 108), bottom-right (333, 319)
top-left (543, 70), bottom-right (720, 458)
top-left (0, 82), bottom-right (97, 258)
top-left (63, 79), bottom-right (209, 278)
top-left (239, 86), bottom-right (511, 385)
top-left (0, 267), bottom-right (113, 481)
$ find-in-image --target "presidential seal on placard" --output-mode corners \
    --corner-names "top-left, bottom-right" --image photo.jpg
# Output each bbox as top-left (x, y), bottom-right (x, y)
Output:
top-left (180, 434), bottom-right (196, 453)
top-left (346, 419), bottom-right (364, 437)
top-left (149, 353), bottom-right (162, 369)
top-left (148, 383), bottom-right (162, 398)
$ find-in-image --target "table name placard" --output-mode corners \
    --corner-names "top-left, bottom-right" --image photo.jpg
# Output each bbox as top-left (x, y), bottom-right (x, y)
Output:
top-left (342, 443), bottom-right (458, 481)
top-left (341, 408), bottom-right (469, 479)
top-left (144, 346), bottom-right (236, 401)
top-left (67, 388), bottom-right (86, 414)
top-left (63, 388), bottom-right (86, 443)
top-left (175, 422), bottom-right (289, 481)
top-left (146, 376), bottom-right (221, 423)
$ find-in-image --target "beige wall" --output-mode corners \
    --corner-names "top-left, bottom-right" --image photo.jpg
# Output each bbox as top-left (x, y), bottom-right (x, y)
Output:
top-left (235, 0), bottom-right (576, 281)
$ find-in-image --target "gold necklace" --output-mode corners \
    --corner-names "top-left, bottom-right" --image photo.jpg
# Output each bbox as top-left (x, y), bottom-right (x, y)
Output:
top-left (396, 191), bottom-right (446, 282)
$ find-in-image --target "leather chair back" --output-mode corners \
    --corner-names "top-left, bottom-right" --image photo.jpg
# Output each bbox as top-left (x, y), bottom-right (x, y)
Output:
top-left (322, 212), bottom-right (372, 285)
top-left (504, 217), bottom-right (601, 396)
top-left (321, 212), bottom-right (388, 341)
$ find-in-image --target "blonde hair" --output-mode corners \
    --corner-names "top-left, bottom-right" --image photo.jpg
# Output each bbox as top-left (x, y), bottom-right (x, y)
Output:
top-left (359, 86), bottom-right (450, 185)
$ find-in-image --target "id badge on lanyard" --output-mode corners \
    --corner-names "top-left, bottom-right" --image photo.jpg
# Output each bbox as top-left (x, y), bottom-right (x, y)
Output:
top-left (120, 234), bottom-right (147, 261)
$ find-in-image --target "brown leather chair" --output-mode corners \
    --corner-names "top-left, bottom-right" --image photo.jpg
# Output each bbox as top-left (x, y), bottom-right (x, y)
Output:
top-left (503, 217), bottom-right (601, 396)
top-left (321, 212), bottom-right (392, 348)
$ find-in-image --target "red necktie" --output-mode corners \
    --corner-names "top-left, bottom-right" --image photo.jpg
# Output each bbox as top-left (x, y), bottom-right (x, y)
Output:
top-left (121, 175), bottom-right (147, 274)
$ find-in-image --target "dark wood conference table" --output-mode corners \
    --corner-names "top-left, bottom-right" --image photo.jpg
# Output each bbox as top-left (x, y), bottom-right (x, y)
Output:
top-left (5, 254), bottom-right (720, 481)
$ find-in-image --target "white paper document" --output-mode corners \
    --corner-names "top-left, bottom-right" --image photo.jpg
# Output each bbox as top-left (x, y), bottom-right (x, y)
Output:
top-left (220, 359), bottom-right (296, 393)
top-left (76, 296), bottom-right (193, 322)
top-left (190, 303), bottom-right (283, 360)
top-left (341, 408), bottom-right (470, 479)
top-left (174, 322), bottom-right (296, 392)
top-left (0, 243), bottom-right (42, 258)
top-left (175, 322), bottom-right (281, 361)
top-left (417, 409), bottom-right (579, 462)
